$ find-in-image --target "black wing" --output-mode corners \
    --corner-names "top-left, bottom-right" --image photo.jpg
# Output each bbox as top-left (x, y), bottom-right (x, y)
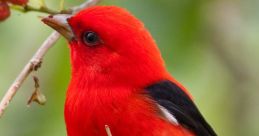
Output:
top-left (145, 80), bottom-right (217, 136)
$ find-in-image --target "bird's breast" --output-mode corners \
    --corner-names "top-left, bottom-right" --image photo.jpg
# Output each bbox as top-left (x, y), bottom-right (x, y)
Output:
top-left (64, 83), bottom-right (133, 136)
top-left (64, 82), bottom-right (193, 136)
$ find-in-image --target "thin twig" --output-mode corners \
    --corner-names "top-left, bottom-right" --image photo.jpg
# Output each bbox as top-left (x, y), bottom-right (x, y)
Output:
top-left (11, 0), bottom-right (102, 15)
top-left (11, 4), bottom-right (71, 14)
top-left (105, 125), bottom-right (113, 136)
top-left (0, 31), bottom-right (60, 117)
top-left (71, 0), bottom-right (102, 14)
top-left (23, 5), bottom-right (61, 14)
top-left (0, 0), bottom-right (102, 118)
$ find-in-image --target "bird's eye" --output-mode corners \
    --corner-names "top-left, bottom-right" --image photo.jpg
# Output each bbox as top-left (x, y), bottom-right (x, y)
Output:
top-left (82, 31), bottom-right (100, 46)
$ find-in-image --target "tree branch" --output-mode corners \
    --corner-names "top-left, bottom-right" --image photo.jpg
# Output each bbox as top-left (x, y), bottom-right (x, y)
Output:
top-left (71, 0), bottom-right (102, 14)
top-left (0, 0), bottom-right (102, 118)
top-left (11, 5), bottom-right (61, 14)
top-left (105, 125), bottom-right (113, 136)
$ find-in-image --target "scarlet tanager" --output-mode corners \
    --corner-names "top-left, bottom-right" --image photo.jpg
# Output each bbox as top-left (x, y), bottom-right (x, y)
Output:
top-left (42, 6), bottom-right (217, 136)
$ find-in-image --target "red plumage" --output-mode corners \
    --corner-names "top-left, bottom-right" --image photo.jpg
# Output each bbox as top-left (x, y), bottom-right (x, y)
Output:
top-left (43, 5), bottom-right (216, 136)
top-left (64, 6), bottom-right (193, 136)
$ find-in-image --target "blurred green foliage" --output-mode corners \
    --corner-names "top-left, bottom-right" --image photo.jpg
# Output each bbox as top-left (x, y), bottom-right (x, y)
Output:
top-left (0, 0), bottom-right (259, 136)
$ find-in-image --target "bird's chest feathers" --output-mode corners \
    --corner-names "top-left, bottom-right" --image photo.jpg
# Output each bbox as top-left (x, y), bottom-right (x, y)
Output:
top-left (65, 81), bottom-right (133, 135)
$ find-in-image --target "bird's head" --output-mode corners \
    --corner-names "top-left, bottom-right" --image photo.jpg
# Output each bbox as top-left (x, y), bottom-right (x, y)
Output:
top-left (43, 6), bottom-right (168, 87)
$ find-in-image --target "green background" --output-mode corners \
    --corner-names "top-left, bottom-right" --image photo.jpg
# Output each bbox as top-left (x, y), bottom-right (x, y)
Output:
top-left (1, 0), bottom-right (259, 135)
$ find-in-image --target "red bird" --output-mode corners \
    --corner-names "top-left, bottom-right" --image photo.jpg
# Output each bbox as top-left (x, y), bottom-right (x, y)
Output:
top-left (43, 6), bottom-right (217, 136)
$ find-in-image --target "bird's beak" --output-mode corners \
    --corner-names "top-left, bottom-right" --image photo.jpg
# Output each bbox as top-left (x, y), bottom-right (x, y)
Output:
top-left (42, 14), bottom-right (74, 41)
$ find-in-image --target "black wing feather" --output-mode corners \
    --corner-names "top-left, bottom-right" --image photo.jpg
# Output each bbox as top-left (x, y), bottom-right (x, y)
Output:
top-left (146, 80), bottom-right (217, 136)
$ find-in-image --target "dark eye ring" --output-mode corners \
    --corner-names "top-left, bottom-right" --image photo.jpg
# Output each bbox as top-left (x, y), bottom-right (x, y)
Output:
top-left (82, 31), bottom-right (100, 46)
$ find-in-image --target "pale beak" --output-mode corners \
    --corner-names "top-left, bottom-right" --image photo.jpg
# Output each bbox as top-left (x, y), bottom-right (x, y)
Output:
top-left (42, 14), bottom-right (74, 41)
